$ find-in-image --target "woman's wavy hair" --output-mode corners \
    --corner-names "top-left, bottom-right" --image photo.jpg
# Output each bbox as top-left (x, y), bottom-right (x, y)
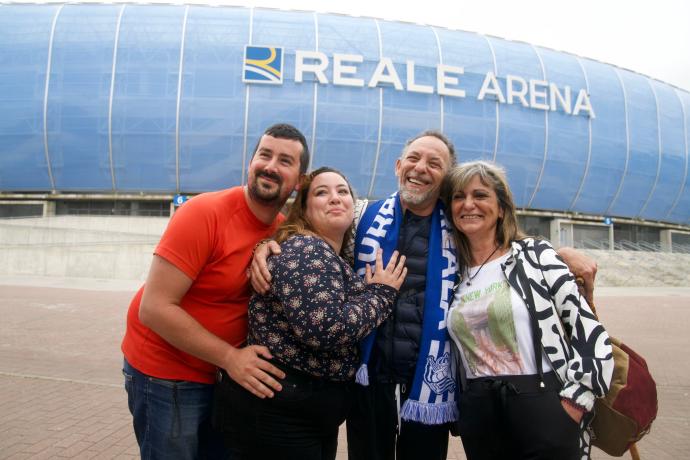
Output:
top-left (443, 160), bottom-right (524, 269)
top-left (274, 166), bottom-right (356, 256)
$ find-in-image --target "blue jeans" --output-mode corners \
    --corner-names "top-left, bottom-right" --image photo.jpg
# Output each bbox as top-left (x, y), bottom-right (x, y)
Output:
top-left (123, 358), bottom-right (230, 460)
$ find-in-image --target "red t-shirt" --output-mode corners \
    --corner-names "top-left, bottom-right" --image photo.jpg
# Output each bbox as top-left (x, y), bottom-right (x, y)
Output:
top-left (121, 187), bottom-right (283, 383)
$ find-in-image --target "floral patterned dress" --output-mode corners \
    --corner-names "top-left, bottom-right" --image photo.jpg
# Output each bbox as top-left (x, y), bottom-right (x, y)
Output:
top-left (248, 234), bottom-right (397, 381)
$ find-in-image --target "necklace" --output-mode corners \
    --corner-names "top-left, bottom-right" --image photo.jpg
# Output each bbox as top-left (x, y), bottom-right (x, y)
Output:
top-left (464, 245), bottom-right (500, 286)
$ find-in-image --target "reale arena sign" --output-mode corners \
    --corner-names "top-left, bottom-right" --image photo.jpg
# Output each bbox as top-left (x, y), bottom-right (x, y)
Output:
top-left (243, 45), bottom-right (595, 118)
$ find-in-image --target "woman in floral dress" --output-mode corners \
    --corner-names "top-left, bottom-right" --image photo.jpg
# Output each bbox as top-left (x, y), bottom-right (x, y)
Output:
top-left (220, 167), bottom-right (407, 460)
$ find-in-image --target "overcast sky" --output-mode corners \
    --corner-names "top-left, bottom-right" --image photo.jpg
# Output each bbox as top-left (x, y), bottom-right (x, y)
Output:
top-left (222, 0), bottom-right (690, 92)
top-left (22, 0), bottom-right (690, 91)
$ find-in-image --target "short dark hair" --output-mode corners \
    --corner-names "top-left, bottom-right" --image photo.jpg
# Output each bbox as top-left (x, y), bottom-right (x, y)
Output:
top-left (402, 130), bottom-right (456, 166)
top-left (251, 123), bottom-right (310, 174)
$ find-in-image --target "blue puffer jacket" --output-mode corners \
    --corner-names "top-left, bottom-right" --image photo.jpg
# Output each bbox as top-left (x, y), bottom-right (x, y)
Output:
top-left (371, 211), bottom-right (431, 384)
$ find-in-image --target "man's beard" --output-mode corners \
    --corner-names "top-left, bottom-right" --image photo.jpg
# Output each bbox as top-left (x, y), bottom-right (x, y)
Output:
top-left (398, 182), bottom-right (435, 207)
top-left (248, 171), bottom-right (283, 205)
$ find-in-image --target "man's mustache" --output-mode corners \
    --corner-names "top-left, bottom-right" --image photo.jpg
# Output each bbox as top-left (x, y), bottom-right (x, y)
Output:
top-left (257, 171), bottom-right (282, 184)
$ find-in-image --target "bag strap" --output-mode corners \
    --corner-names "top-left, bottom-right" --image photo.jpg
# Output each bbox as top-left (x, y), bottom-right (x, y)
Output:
top-left (575, 278), bottom-right (645, 460)
top-left (575, 276), bottom-right (599, 320)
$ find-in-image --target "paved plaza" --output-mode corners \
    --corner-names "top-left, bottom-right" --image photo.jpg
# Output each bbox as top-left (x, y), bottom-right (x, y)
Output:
top-left (0, 276), bottom-right (688, 459)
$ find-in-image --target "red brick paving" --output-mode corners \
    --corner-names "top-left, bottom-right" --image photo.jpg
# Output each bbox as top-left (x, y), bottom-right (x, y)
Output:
top-left (0, 281), bottom-right (687, 459)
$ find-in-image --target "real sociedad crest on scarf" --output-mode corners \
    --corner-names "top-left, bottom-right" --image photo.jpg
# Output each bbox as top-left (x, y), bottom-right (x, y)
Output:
top-left (243, 45), bottom-right (284, 84)
top-left (424, 351), bottom-right (456, 395)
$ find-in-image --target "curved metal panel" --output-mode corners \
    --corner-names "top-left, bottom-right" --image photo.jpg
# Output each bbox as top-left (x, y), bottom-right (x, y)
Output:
top-left (483, 36), bottom-right (500, 162)
top-left (430, 27), bottom-right (444, 132)
top-left (108, 5), bottom-right (126, 191)
top-left (42, 4), bottom-right (63, 192)
top-left (312, 14), bottom-right (380, 197)
top-left (486, 37), bottom-right (545, 207)
top-left (47, 4), bottom-right (121, 192)
top-left (639, 81), bottom-right (685, 220)
top-left (179, 6), bottom-right (250, 193)
top-left (370, 21), bottom-right (441, 198)
top-left (174, 5), bottom-right (190, 193)
top-left (569, 56), bottom-right (593, 211)
top-left (435, 28), bottom-right (495, 163)
top-left (309, 12), bottom-right (319, 171)
top-left (607, 69), bottom-right (660, 217)
top-left (571, 59), bottom-right (627, 214)
top-left (0, 4), bottom-right (59, 191)
top-left (637, 80), bottom-right (663, 217)
top-left (667, 90), bottom-right (690, 224)
top-left (528, 46), bottom-right (589, 211)
top-left (111, 5), bottom-right (186, 192)
top-left (525, 44), bottom-right (548, 208)
top-left (241, 7), bottom-right (254, 185)
top-left (605, 68), bottom-right (631, 216)
top-left (244, 9), bottom-right (316, 170)
top-left (366, 19), bottom-right (384, 198)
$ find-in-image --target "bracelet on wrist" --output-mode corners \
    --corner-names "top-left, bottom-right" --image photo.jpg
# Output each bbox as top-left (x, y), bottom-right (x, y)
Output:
top-left (561, 397), bottom-right (587, 413)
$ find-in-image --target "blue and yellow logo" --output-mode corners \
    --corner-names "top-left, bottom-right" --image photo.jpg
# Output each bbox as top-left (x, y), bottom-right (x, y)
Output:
top-left (243, 46), bottom-right (284, 84)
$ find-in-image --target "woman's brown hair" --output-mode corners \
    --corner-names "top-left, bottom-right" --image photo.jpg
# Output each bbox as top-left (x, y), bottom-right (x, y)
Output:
top-left (443, 161), bottom-right (524, 269)
top-left (274, 166), bottom-right (356, 256)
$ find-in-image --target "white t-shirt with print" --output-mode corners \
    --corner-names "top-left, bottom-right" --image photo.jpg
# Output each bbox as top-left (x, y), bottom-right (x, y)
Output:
top-left (448, 252), bottom-right (552, 379)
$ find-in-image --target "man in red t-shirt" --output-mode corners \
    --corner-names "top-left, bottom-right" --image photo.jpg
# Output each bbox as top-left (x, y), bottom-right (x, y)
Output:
top-left (121, 124), bottom-right (309, 459)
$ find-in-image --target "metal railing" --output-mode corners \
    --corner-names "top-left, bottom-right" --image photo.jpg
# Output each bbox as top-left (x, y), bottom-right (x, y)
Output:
top-left (672, 243), bottom-right (690, 254)
top-left (575, 238), bottom-right (610, 250)
top-left (575, 238), bottom-right (689, 254)
top-left (613, 239), bottom-right (661, 252)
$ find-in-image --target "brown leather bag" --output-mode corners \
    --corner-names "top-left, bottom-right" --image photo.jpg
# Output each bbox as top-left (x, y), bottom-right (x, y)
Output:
top-left (579, 282), bottom-right (658, 459)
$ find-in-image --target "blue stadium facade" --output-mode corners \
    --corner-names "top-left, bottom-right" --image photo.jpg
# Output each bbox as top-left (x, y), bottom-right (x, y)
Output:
top-left (1, 3), bottom-right (689, 227)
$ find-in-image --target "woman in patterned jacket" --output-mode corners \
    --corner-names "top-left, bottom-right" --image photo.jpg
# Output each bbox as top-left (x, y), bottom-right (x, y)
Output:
top-left (220, 167), bottom-right (407, 460)
top-left (443, 161), bottom-right (613, 460)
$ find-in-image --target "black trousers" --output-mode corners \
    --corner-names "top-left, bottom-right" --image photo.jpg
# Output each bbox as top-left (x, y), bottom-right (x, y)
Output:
top-left (214, 366), bottom-right (352, 460)
top-left (346, 382), bottom-right (450, 460)
top-left (457, 373), bottom-right (581, 460)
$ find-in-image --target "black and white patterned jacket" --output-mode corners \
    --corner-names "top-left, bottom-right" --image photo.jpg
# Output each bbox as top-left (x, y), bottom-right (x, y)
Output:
top-left (449, 238), bottom-right (612, 457)
top-left (501, 238), bottom-right (613, 411)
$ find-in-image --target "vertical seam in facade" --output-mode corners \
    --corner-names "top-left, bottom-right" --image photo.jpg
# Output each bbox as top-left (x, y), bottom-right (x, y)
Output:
top-left (43, 3), bottom-right (64, 193)
top-left (482, 35), bottom-right (499, 162)
top-left (666, 89), bottom-right (689, 221)
top-left (241, 7), bottom-right (254, 185)
top-left (570, 56), bottom-right (593, 211)
top-left (430, 26), bottom-right (444, 132)
top-left (606, 68), bottom-right (630, 215)
top-left (367, 19), bottom-right (384, 198)
top-left (174, 5), bottom-right (190, 193)
top-left (637, 80), bottom-right (663, 218)
top-left (526, 45), bottom-right (548, 208)
top-left (108, 5), bottom-right (125, 192)
top-left (309, 11), bottom-right (318, 171)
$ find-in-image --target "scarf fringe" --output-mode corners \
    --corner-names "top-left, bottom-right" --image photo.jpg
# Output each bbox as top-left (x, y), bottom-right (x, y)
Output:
top-left (353, 194), bottom-right (459, 425)
top-left (355, 363), bottom-right (369, 386)
top-left (400, 399), bottom-right (459, 425)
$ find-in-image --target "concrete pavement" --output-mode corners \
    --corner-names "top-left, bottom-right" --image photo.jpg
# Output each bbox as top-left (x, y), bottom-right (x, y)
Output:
top-left (0, 276), bottom-right (688, 459)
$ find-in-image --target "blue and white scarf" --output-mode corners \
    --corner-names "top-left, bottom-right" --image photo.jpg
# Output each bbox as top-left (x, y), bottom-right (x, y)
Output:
top-left (354, 192), bottom-right (459, 424)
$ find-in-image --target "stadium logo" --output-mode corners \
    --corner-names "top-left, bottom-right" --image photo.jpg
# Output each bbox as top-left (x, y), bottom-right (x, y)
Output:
top-left (241, 45), bottom-right (595, 118)
top-left (243, 45), bottom-right (284, 84)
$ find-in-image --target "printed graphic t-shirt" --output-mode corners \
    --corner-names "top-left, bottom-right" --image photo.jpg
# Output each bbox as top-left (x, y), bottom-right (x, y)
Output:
top-left (448, 253), bottom-right (552, 379)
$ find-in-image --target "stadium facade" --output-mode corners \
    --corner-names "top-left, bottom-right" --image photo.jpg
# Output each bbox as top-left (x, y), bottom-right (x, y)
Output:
top-left (1, 3), bottom-right (689, 249)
